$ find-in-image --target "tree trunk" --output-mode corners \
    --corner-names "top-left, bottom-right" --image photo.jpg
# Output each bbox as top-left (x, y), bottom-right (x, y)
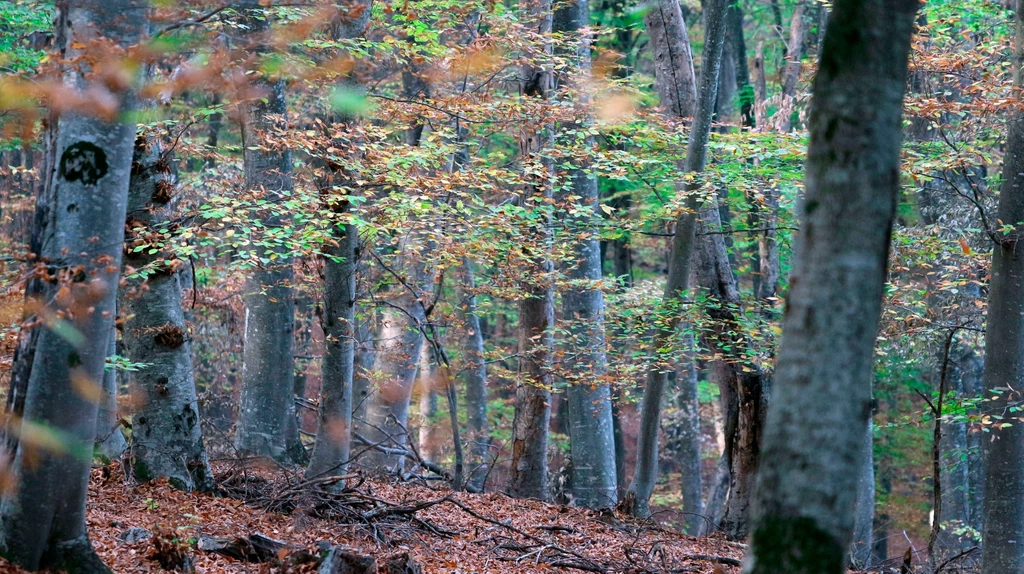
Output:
top-left (352, 303), bottom-right (378, 428)
top-left (675, 336), bottom-right (703, 535)
top-left (850, 422), bottom-right (875, 569)
top-left (94, 328), bottom-right (127, 461)
top-left (727, 2), bottom-right (753, 128)
top-left (716, 26), bottom-right (738, 124)
top-left (981, 2), bottom-right (1024, 570)
top-left (234, 3), bottom-right (300, 463)
top-left (776, 2), bottom-right (806, 133)
top-left (753, 43), bottom-right (767, 131)
top-left (960, 344), bottom-right (984, 537)
top-left (363, 258), bottom-right (428, 471)
top-left (0, 2), bottom-right (144, 570)
top-left (625, 0), bottom-right (727, 518)
top-left (936, 341), bottom-right (974, 553)
top-left (671, 0), bottom-right (768, 539)
top-left (507, 0), bottom-right (556, 501)
top-left (460, 260), bottom-right (490, 491)
top-left (744, 1), bottom-right (919, 571)
top-left (642, 0), bottom-right (697, 118)
top-left (121, 135), bottom-right (213, 491)
top-left (553, 0), bottom-right (617, 510)
top-left (305, 0), bottom-right (371, 481)
top-left (3, 110), bottom-right (57, 458)
top-left (307, 211), bottom-right (358, 478)
top-left (418, 354), bottom-right (441, 463)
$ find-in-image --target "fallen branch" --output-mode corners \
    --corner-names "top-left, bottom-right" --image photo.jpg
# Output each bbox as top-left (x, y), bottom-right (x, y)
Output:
top-left (683, 554), bottom-right (743, 567)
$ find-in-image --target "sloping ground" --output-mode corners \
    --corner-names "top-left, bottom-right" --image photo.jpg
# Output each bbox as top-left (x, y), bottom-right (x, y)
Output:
top-left (0, 461), bottom-right (747, 573)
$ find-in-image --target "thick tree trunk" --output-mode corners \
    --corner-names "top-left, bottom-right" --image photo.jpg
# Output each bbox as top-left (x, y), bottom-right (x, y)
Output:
top-left (0, 3), bottom-right (144, 570)
top-left (94, 328), bottom-right (127, 461)
top-left (234, 4), bottom-right (300, 463)
top-left (642, 0), bottom-right (697, 118)
top-left (625, 0), bottom-right (727, 518)
top-left (509, 285), bottom-right (554, 499)
top-left (981, 3), bottom-right (1024, 570)
top-left (554, 0), bottom-right (617, 510)
top-left (744, 1), bottom-right (919, 572)
top-left (363, 262), bottom-right (428, 471)
top-left (507, 0), bottom-right (556, 501)
top-left (121, 135), bottom-right (213, 491)
top-left (3, 112), bottom-right (56, 458)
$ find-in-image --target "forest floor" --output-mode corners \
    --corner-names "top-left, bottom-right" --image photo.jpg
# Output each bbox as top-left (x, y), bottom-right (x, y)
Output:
top-left (0, 461), bottom-right (747, 573)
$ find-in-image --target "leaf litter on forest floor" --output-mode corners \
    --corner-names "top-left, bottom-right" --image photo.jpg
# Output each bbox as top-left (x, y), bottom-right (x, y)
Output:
top-left (0, 461), bottom-right (753, 573)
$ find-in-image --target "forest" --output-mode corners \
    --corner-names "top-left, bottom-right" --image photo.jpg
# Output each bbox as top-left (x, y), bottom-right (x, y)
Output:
top-left (0, 0), bottom-right (1017, 571)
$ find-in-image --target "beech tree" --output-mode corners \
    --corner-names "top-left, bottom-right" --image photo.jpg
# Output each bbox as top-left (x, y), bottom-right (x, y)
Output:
top-left (626, 0), bottom-right (727, 518)
top-left (554, 0), bottom-right (617, 510)
top-left (744, 0), bottom-right (919, 571)
top-left (981, 0), bottom-right (1024, 570)
top-left (234, 2), bottom-right (304, 463)
top-left (0, 0), bottom-right (145, 569)
top-left (507, 0), bottom-right (556, 501)
top-left (121, 133), bottom-right (213, 491)
top-left (305, 0), bottom-right (373, 481)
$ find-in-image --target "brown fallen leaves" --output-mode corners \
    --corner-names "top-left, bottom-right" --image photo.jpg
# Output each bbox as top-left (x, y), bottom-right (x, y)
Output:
top-left (0, 462), bottom-right (746, 573)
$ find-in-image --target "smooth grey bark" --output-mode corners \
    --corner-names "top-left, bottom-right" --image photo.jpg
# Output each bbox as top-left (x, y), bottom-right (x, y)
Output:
top-left (352, 303), bottom-right (378, 427)
top-left (363, 248), bottom-right (428, 471)
top-left (361, 62), bottom-right (435, 472)
top-left (305, 0), bottom-right (371, 481)
top-left (0, 3), bottom-right (144, 570)
top-left (727, 2), bottom-right (753, 128)
top-left (94, 328), bottom-right (127, 461)
top-left (307, 207), bottom-right (358, 478)
top-left (675, 337), bottom-right (703, 535)
top-left (234, 4), bottom-right (300, 463)
top-left (960, 344), bottom-right (984, 537)
top-left (642, 0), bottom-right (697, 118)
top-left (121, 135), bottom-right (212, 491)
top-left (716, 25), bottom-right (738, 123)
top-left (981, 2), bottom-right (1024, 570)
top-left (663, 0), bottom-right (766, 539)
top-left (624, 0), bottom-right (727, 518)
top-left (507, 0), bottom-right (555, 501)
top-left (692, 18), bottom-right (771, 533)
top-left (753, 43), bottom-right (768, 131)
top-left (3, 63), bottom-right (59, 462)
top-left (850, 422), bottom-right (875, 569)
top-left (460, 260), bottom-right (490, 491)
top-left (743, 0), bottom-right (919, 571)
top-left (777, 2), bottom-right (805, 133)
top-left (553, 0), bottom-right (617, 510)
